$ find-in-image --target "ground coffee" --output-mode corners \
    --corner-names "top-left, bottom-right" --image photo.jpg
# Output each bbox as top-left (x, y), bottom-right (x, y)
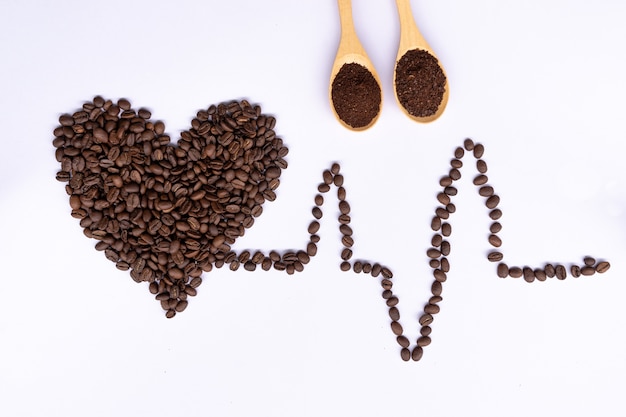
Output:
top-left (395, 48), bottom-right (446, 118)
top-left (331, 63), bottom-right (381, 129)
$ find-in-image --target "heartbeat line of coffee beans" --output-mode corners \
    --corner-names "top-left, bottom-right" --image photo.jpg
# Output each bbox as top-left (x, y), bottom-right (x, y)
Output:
top-left (228, 138), bottom-right (610, 362)
top-left (54, 98), bottom-right (610, 362)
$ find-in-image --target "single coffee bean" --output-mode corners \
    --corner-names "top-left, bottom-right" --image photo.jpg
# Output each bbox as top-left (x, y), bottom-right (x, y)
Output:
top-left (322, 170), bottom-right (333, 185)
top-left (431, 216), bottom-right (442, 231)
top-left (314, 194), bottom-right (324, 206)
top-left (435, 207), bottom-right (449, 220)
top-left (391, 321), bottom-right (403, 335)
top-left (341, 235), bottom-right (354, 248)
top-left (473, 174), bottom-right (488, 186)
top-left (441, 223), bottom-right (451, 237)
top-left (333, 174), bottom-right (344, 187)
top-left (523, 267), bottom-right (535, 283)
top-left (401, 348), bottom-right (411, 362)
top-left (308, 221), bottom-right (320, 235)
top-left (450, 159), bottom-right (463, 169)
top-left (584, 256), bottom-right (596, 266)
top-left (488, 234), bottom-right (502, 247)
top-left (440, 176), bottom-right (453, 187)
top-left (509, 267), bottom-right (523, 278)
top-left (312, 207), bottom-right (322, 219)
top-left (431, 234), bottom-right (443, 247)
top-left (389, 307), bottom-right (400, 321)
top-left (534, 269), bottom-right (547, 281)
top-left (490, 222), bottom-right (502, 233)
top-left (488, 251), bottom-right (503, 262)
top-left (341, 248), bottom-right (353, 260)
top-left (372, 264), bottom-right (382, 277)
top-left (486, 195), bottom-right (500, 209)
top-left (449, 168), bottom-right (461, 181)
top-left (477, 159), bottom-right (488, 173)
top-left (433, 269), bottom-right (447, 282)
top-left (386, 296), bottom-right (399, 307)
top-left (479, 186), bottom-right (494, 197)
top-left (420, 326), bottom-right (432, 337)
top-left (381, 279), bottom-right (392, 290)
top-left (353, 261), bottom-right (363, 273)
top-left (497, 263), bottom-right (509, 278)
top-left (427, 248), bottom-right (441, 259)
top-left (339, 200), bottom-right (350, 214)
top-left (463, 138), bottom-right (474, 151)
top-left (489, 209), bottom-right (502, 220)
top-left (571, 265), bottom-right (581, 278)
top-left (581, 266), bottom-right (595, 276)
top-left (424, 304), bottom-right (440, 314)
top-left (431, 281), bottom-right (443, 296)
top-left (340, 261), bottom-right (351, 271)
top-left (440, 258), bottom-right (450, 272)
top-left (444, 186), bottom-right (457, 196)
top-left (330, 163), bottom-right (341, 175)
top-left (454, 147), bottom-right (464, 159)
top-left (440, 241), bottom-right (450, 256)
top-left (595, 261), bottom-right (610, 273)
top-left (417, 336), bottom-right (432, 347)
top-left (397, 335), bottom-right (410, 348)
top-left (419, 313), bottom-right (433, 326)
top-left (411, 346), bottom-right (424, 361)
top-left (544, 264), bottom-right (556, 278)
top-left (381, 267), bottom-right (393, 279)
top-left (473, 143), bottom-right (485, 158)
top-left (437, 192), bottom-right (451, 205)
top-left (555, 265), bottom-right (567, 280)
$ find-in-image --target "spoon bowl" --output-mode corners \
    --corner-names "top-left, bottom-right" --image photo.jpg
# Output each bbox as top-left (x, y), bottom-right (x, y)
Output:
top-left (329, 0), bottom-right (383, 131)
top-left (393, 0), bottom-right (449, 123)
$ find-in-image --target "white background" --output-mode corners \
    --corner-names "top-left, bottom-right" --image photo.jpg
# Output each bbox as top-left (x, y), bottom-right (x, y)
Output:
top-left (1, 1), bottom-right (625, 416)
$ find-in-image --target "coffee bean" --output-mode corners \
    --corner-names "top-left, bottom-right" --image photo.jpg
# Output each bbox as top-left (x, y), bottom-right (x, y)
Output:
top-left (476, 160), bottom-right (487, 173)
top-left (341, 235), bottom-right (354, 248)
top-left (389, 307), bottom-right (400, 321)
top-left (584, 256), bottom-right (596, 266)
top-left (397, 335), bottom-right (410, 348)
top-left (544, 264), bottom-right (555, 278)
top-left (381, 279), bottom-right (392, 290)
top-left (463, 138), bottom-right (474, 151)
top-left (441, 223), bottom-right (451, 237)
top-left (427, 248), bottom-right (441, 259)
top-left (571, 265), bottom-right (581, 278)
top-left (509, 267), bottom-right (523, 278)
top-left (431, 216), bottom-right (442, 231)
top-left (479, 186), bottom-right (494, 197)
top-left (490, 222), bottom-right (502, 233)
top-left (381, 267), bottom-right (393, 279)
top-left (440, 241), bottom-right (450, 256)
top-left (534, 269), bottom-right (547, 281)
top-left (424, 304), bottom-right (440, 314)
top-left (488, 234), bottom-right (502, 247)
top-left (581, 266), bottom-right (595, 276)
top-left (391, 321), bottom-right (403, 336)
top-left (420, 326), bottom-right (432, 337)
top-left (314, 194), bottom-right (324, 206)
top-left (339, 200), bottom-right (350, 214)
top-left (341, 248), bottom-right (353, 261)
top-left (595, 261), bottom-right (610, 273)
top-left (473, 174), bottom-right (488, 186)
top-left (523, 267), bottom-right (535, 283)
top-left (473, 143), bottom-right (484, 158)
top-left (437, 192), bottom-right (451, 205)
top-left (308, 221), bottom-right (320, 234)
top-left (411, 346), bottom-right (424, 361)
top-left (431, 234), bottom-right (443, 247)
top-left (419, 313), bottom-right (433, 326)
top-left (353, 261), bottom-right (363, 273)
top-left (431, 281), bottom-right (443, 296)
top-left (312, 207), bottom-right (323, 219)
top-left (486, 195), bottom-right (500, 209)
top-left (489, 209), bottom-right (502, 220)
top-left (401, 348), bottom-right (411, 362)
top-left (322, 170), bottom-right (333, 185)
top-left (449, 168), bottom-right (461, 181)
top-left (331, 163), bottom-right (341, 175)
top-left (440, 258), bottom-right (450, 272)
top-left (555, 265), bottom-right (567, 280)
top-left (417, 336), bottom-right (431, 347)
top-left (433, 269), bottom-right (446, 282)
top-left (487, 251), bottom-right (502, 262)
top-left (454, 147), bottom-right (464, 159)
top-left (340, 261), bottom-right (351, 271)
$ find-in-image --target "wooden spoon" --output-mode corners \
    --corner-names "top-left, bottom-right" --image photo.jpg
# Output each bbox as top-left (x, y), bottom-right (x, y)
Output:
top-left (393, 0), bottom-right (449, 123)
top-left (329, 0), bottom-right (383, 131)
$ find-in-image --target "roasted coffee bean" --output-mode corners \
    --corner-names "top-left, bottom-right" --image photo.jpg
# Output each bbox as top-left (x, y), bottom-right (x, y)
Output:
top-left (473, 175), bottom-right (488, 186)
top-left (489, 209), bottom-right (502, 220)
top-left (391, 321), bottom-right (403, 336)
top-left (353, 261), bottom-right (363, 273)
top-left (420, 326), bottom-right (432, 337)
top-left (308, 221), bottom-right (320, 234)
top-left (411, 346), bottom-right (423, 361)
top-left (437, 192), bottom-right (450, 205)
top-left (312, 207), bottom-right (323, 219)
top-left (431, 216), bottom-right (442, 231)
top-left (490, 222), bottom-right (502, 233)
top-left (417, 336), bottom-right (431, 347)
top-left (463, 138), bottom-right (474, 151)
top-left (381, 279), bottom-right (392, 290)
top-left (419, 313), bottom-right (433, 326)
top-left (479, 186), bottom-right (494, 197)
top-left (454, 147), bottom-right (464, 159)
top-left (440, 258), bottom-right (450, 273)
top-left (441, 223), bottom-right (451, 237)
top-left (581, 266), bottom-right (595, 276)
top-left (523, 267), bottom-right (535, 283)
top-left (544, 264), bottom-right (555, 278)
top-left (427, 248), bottom-right (441, 259)
top-left (340, 261), bottom-right (351, 271)
top-left (440, 241), bottom-right (450, 256)
top-left (596, 261), bottom-right (610, 273)
top-left (424, 304), bottom-right (440, 314)
top-left (389, 307), bottom-right (400, 321)
top-left (341, 235), bottom-right (354, 247)
top-left (485, 195), bottom-right (500, 209)
top-left (509, 267), bottom-right (523, 278)
top-left (473, 143), bottom-right (484, 158)
top-left (339, 200), bottom-right (350, 214)
top-left (555, 265), bottom-right (567, 280)
top-left (433, 269), bottom-right (446, 282)
top-left (477, 160), bottom-right (487, 173)
top-left (381, 267), bottom-right (393, 279)
top-left (571, 265), bottom-right (581, 278)
top-left (534, 269), bottom-right (547, 281)
top-left (431, 280), bottom-right (443, 296)
top-left (488, 251), bottom-right (503, 262)
top-left (431, 234), bottom-right (443, 247)
top-left (341, 248), bottom-right (353, 261)
top-left (401, 348), bottom-right (411, 362)
top-left (386, 296), bottom-right (399, 307)
top-left (397, 335), bottom-right (410, 348)
top-left (583, 256), bottom-right (596, 266)
top-left (488, 234), bottom-right (502, 247)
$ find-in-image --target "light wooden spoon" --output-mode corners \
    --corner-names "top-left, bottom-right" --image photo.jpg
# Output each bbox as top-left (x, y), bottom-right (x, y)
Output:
top-left (329, 0), bottom-right (383, 131)
top-left (393, 0), bottom-right (449, 123)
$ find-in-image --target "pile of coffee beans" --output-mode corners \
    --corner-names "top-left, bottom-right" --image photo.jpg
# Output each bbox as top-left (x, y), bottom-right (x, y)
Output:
top-left (331, 63), bottom-right (382, 129)
top-left (54, 97), bottom-right (288, 318)
top-left (394, 49), bottom-right (446, 118)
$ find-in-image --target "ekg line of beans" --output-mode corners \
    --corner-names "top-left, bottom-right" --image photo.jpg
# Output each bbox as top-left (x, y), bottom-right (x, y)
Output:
top-left (223, 138), bottom-right (610, 362)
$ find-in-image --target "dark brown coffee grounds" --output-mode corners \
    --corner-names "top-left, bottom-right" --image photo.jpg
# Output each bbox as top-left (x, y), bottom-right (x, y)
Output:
top-left (395, 49), bottom-right (446, 118)
top-left (331, 63), bottom-right (381, 129)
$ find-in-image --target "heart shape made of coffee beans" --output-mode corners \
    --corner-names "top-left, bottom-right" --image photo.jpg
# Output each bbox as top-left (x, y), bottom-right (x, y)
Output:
top-left (53, 96), bottom-right (288, 318)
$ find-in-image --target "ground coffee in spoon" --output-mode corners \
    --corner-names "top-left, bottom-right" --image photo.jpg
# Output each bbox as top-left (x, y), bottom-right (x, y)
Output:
top-left (395, 48), bottom-right (446, 118)
top-left (331, 62), bottom-right (381, 129)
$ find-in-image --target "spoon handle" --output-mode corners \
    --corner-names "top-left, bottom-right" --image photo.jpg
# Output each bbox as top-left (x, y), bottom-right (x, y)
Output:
top-left (336, 0), bottom-right (367, 57)
top-left (395, 0), bottom-right (429, 54)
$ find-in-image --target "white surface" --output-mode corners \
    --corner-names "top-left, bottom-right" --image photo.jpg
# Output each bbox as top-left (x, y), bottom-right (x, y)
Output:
top-left (1, 1), bottom-right (625, 416)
